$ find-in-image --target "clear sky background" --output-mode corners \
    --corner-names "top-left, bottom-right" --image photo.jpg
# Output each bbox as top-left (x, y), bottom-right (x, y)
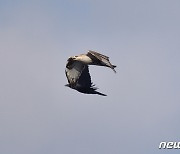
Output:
top-left (0, 0), bottom-right (180, 154)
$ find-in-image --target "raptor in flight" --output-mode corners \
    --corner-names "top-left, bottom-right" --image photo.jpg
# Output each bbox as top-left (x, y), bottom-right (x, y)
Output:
top-left (65, 50), bottom-right (116, 96)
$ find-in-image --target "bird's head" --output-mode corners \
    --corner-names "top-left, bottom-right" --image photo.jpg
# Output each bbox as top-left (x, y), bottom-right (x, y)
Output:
top-left (68, 56), bottom-right (79, 61)
top-left (66, 56), bottom-right (78, 68)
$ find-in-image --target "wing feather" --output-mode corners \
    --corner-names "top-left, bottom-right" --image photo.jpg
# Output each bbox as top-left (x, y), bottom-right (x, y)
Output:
top-left (87, 50), bottom-right (116, 73)
top-left (88, 50), bottom-right (109, 59)
top-left (77, 65), bottom-right (92, 88)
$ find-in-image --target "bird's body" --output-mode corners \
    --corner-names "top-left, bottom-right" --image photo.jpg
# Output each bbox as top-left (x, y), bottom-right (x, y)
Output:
top-left (65, 50), bottom-right (116, 96)
top-left (73, 54), bottom-right (93, 64)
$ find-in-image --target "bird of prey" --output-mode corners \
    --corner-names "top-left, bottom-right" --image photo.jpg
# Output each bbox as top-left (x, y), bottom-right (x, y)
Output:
top-left (65, 50), bottom-right (116, 96)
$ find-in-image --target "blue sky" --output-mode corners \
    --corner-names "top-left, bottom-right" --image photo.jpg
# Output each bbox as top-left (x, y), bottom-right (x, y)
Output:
top-left (0, 0), bottom-right (180, 154)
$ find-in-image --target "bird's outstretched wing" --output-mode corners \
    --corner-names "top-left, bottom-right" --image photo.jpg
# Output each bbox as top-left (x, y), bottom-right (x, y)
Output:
top-left (76, 65), bottom-right (91, 88)
top-left (65, 57), bottom-right (107, 96)
top-left (76, 66), bottom-right (107, 96)
top-left (87, 50), bottom-right (116, 73)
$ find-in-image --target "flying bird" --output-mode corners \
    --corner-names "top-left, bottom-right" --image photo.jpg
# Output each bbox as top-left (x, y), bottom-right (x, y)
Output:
top-left (65, 50), bottom-right (116, 96)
